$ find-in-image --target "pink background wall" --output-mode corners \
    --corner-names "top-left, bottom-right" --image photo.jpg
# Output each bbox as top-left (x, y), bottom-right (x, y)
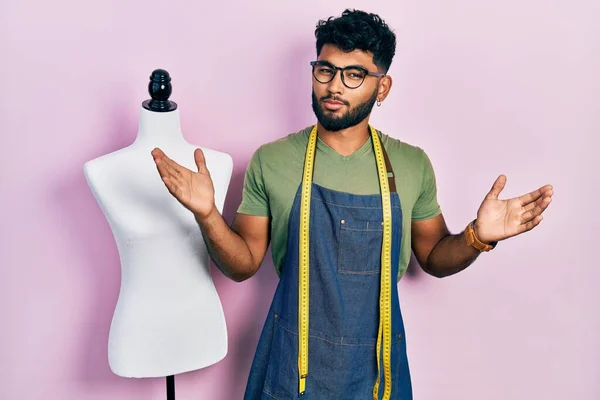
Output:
top-left (2, 0), bottom-right (598, 399)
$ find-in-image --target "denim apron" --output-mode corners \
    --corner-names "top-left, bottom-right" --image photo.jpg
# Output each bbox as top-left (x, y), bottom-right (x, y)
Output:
top-left (244, 133), bottom-right (413, 400)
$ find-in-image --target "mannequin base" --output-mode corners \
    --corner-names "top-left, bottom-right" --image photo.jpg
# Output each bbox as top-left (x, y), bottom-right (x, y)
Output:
top-left (167, 375), bottom-right (175, 399)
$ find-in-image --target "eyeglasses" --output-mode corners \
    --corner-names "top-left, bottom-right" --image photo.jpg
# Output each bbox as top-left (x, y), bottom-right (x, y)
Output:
top-left (310, 60), bottom-right (385, 89)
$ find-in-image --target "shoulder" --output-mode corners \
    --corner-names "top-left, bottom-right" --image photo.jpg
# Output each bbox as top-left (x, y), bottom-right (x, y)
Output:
top-left (195, 145), bottom-right (233, 164)
top-left (378, 131), bottom-right (431, 169)
top-left (253, 125), bottom-right (313, 162)
top-left (83, 146), bottom-right (135, 178)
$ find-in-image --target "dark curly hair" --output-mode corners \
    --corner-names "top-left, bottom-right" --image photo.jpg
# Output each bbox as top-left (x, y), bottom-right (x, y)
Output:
top-left (315, 9), bottom-right (397, 73)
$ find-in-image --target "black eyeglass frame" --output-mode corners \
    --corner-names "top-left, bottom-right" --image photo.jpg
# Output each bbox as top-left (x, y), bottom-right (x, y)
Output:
top-left (310, 60), bottom-right (386, 89)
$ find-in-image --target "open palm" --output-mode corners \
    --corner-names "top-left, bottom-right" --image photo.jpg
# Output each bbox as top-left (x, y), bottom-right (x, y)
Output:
top-left (151, 147), bottom-right (216, 218)
top-left (475, 175), bottom-right (553, 244)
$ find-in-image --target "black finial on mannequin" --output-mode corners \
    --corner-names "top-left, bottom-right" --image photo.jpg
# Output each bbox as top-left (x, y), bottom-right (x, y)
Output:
top-left (142, 69), bottom-right (178, 112)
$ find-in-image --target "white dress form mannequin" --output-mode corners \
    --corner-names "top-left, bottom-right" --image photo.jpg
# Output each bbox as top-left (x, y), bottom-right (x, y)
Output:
top-left (83, 70), bottom-right (232, 386)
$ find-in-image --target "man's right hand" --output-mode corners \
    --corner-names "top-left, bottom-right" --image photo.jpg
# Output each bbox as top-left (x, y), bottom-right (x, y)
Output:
top-left (151, 147), bottom-right (216, 219)
top-left (151, 146), bottom-right (270, 282)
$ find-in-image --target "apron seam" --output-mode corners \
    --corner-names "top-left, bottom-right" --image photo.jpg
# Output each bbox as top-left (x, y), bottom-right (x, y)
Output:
top-left (262, 388), bottom-right (283, 400)
top-left (275, 316), bottom-right (403, 347)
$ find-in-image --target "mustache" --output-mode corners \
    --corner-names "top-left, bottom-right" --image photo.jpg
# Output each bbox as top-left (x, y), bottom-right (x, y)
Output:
top-left (320, 95), bottom-right (349, 106)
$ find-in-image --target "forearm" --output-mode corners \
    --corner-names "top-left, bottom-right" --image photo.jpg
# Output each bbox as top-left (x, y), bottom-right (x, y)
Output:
top-left (194, 208), bottom-right (256, 282)
top-left (423, 227), bottom-right (481, 278)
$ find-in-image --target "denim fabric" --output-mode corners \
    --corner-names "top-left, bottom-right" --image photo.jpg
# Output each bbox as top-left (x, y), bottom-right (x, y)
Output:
top-left (244, 182), bottom-right (412, 400)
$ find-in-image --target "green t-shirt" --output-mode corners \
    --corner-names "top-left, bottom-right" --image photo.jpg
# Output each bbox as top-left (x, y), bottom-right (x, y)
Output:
top-left (237, 125), bottom-right (442, 281)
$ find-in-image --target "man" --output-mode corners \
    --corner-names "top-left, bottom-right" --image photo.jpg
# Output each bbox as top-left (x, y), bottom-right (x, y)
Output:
top-left (151, 9), bottom-right (553, 399)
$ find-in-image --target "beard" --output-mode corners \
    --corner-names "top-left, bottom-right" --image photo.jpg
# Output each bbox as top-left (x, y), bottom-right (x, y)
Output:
top-left (311, 88), bottom-right (378, 132)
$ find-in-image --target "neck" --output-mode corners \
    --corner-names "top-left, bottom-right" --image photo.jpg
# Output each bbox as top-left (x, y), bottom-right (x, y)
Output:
top-left (133, 107), bottom-right (187, 147)
top-left (317, 119), bottom-right (371, 157)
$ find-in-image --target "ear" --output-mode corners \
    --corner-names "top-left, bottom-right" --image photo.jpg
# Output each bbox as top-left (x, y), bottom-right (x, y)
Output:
top-left (377, 75), bottom-right (392, 102)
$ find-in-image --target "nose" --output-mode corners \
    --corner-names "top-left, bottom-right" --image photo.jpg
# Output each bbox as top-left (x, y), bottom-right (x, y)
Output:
top-left (326, 68), bottom-right (345, 94)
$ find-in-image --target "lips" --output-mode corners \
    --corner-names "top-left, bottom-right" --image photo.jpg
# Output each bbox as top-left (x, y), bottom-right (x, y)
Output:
top-left (323, 99), bottom-right (345, 111)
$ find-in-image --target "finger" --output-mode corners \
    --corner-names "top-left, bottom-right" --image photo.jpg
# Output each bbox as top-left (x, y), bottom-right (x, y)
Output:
top-left (153, 149), bottom-right (187, 178)
top-left (154, 155), bottom-right (170, 179)
top-left (519, 185), bottom-right (553, 206)
top-left (523, 188), bottom-right (553, 212)
top-left (155, 155), bottom-right (184, 185)
top-left (151, 147), bottom-right (165, 160)
top-left (194, 148), bottom-right (209, 175)
top-left (161, 155), bottom-right (187, 178)
top-left (517, 215), bottom-right (543, 234)
top-left (486, 175), bottom-right (507, 200)
top-left (164, 160), bottom-right (186, 184)
top-left (152, 148), bottom-right (182, 177)
top-left (521, 195), bottom-right (552, 222)
top-left (161, 176), bottom-right (182, 198)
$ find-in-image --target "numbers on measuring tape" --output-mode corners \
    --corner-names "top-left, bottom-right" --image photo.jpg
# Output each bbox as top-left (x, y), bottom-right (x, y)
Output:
top-left (298, 127), bottom-right (316, 395)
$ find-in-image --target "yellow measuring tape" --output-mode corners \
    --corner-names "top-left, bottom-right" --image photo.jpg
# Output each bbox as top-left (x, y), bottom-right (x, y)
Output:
top-left (298, 125), bottom-right (393, 399)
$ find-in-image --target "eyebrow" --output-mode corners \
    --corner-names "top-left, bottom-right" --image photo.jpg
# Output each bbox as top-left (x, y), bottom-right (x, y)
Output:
top-left (318, 60), bottom-right (369, 70)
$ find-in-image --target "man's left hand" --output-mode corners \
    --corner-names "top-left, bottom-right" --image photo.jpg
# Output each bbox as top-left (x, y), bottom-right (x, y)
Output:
top-left (474, 175), bottom-right (553, 244)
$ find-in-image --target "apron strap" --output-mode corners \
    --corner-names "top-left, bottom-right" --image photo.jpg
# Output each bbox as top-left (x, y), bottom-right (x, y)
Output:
top-left (378, 136), bottom-right (397, 193)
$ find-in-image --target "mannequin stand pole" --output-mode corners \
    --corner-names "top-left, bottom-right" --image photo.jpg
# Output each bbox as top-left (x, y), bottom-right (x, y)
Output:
top-left (166, 375), bottom-right (175, 400)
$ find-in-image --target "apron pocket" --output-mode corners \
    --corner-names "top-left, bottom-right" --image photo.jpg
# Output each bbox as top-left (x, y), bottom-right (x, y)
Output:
top-left (337, 219), bottom-right (384, 275)
top-left (263, 315), bottom-right (299, 400)
top-left (263, 314), bottom-right (409, 399)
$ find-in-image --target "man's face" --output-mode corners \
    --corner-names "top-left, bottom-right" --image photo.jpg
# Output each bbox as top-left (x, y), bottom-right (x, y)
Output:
top-left (311, 44), bottom-right (382, 132)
